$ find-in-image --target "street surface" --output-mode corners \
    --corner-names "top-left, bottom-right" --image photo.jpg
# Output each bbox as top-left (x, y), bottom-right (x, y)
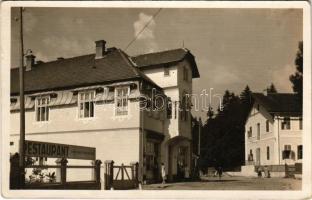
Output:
top-left (143, 176), bottom-right (301, 190)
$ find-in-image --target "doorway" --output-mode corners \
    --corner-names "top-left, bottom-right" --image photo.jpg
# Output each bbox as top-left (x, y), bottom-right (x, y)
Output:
top-left (256, 148), bottom-right (261, 166)
top-left (177, 146), bottom-right (188, 180)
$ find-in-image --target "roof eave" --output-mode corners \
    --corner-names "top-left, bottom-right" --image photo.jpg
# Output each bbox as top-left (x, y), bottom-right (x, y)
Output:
top-left (185, 52), bottom-right (200, 78)
top-left (269, 111), bottom-right (302, 116)
top-left (10, 77), bottom-right (143, 96)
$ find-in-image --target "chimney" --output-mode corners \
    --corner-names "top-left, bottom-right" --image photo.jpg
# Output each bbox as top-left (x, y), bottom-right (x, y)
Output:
top-left (95, 40), bottom-right (106, 59)
top-left (25, 54), bottom-right (36, 71)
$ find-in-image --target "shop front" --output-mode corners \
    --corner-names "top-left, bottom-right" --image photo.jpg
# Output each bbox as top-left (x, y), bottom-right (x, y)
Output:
top-left (144, 130), bottom-right (164, 183)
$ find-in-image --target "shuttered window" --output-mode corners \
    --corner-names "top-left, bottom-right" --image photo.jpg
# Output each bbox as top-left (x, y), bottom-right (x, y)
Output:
top-left (115, 87), bottom-right (129, 116)
top-left (78, 91), bottom-right (95, 118)
top-left (36, 96), bottom-right (50, 121)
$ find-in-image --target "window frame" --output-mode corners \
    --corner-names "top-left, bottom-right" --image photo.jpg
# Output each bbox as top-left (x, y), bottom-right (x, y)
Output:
top-left (174, 101), bottom-right (177, 119)
top-left (115, 86), bottom-right (129, 116)
top-left (180, 93), bottom-right (189, 121)
top-left (35, 96), bottom-right (50, 122)
top-left (284, 144), bottom-right (291, 151)
top-left (78, 90), bottom-right (95, 119)
top-left (297, 145), bottom-right (303, 160)
top-left (248, 149), bottom-right (253, 161)
top-left (247, 126), bottom-right (252, 138)
top-left (281, 117), bottom-right (291, 130)
top-left (283, 145), bottom-right (292, 159)
top-left (266, 120), bottom-right (270, 132)
top-left (256, 123), bottom-right (260, 140)
top-left (167, 97), bottom-right (172, 119)
top-left (266, 146), bottom-right (270, 160)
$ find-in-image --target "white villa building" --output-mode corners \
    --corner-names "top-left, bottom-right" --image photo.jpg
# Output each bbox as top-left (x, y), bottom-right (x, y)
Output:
top-left (10, 40), bottom-right (200, 185)
top-left (244, 92), bottom-right (302, 170)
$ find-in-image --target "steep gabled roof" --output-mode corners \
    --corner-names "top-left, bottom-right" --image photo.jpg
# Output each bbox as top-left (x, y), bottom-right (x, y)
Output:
top-left (11, 48), bottom-right (160, 95)
top-left (252, 92), bottom-right (302, 115)
top-left (131, 48), bottom-right (200, 78)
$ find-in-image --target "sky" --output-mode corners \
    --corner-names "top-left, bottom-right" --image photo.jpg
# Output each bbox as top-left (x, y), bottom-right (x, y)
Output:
top-left (11, 7), bottom-right (303, 120)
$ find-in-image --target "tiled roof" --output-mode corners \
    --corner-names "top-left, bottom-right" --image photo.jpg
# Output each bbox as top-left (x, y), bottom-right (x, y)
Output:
top-left (11, 48), bottom-right (159, 95)
top-left (252, 93), bottom-right (302, 115)
top-left (131, 48), bottom-right (200, 78)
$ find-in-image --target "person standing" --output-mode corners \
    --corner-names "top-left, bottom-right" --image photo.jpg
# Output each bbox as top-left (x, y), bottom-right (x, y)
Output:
top-left (161, 163), bottom-right (166, 184)
top-left (217, 166), bottom-right (223, 180)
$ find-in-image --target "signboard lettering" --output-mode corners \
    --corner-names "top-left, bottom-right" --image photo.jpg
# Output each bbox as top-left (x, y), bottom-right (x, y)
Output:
top-left (24, 140), bottom-right (96, 160)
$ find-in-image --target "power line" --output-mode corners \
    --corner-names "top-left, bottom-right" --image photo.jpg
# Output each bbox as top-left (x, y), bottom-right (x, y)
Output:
top-left (124, 8), bottom-right (162, 52)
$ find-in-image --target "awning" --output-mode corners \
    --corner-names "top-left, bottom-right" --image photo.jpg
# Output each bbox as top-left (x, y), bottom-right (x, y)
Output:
top-left (72, 85), bottom-right (104, 92)
top-left (167, 136), bottom-right (191, 146)
top-left (94, 92), bottom-right (114, 102)
top-left (105, 81), bottom-right (137, 87)
top-left (49, 91), bottom-right (77, 106)
top-left (146, 129), bottom-right (165, 141)
top-left (27, 91), bottom-right (57, 97)
top-left (10, 96), bottom-right (34, 111)
top-left (128, 89), bottom-right (140, 99)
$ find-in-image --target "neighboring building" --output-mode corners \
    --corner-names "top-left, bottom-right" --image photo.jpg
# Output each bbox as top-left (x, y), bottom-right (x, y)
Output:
top-left (244, 92), bottom-right (302, 168)
top-left (10, 40), bottom-right (199, 185)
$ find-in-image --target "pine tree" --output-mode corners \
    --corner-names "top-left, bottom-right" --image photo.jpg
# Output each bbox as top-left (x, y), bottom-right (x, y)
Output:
top-left (207, 105), bottom-right (214, 120)
top-left (200, 87), bottom-right (254, 171)
top-left (290, 41), bottom-right (303, 105)
top-left (240, 85), bottom-right (253, 123)
top-left (267, 83), bottom-right (277, 93)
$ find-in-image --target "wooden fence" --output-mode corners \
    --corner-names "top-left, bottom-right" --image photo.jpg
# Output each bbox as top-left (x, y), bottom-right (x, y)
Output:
top-left (10, 154), bottom-right (102, 190)
top-left (104, 160), bottom-right (139, 190)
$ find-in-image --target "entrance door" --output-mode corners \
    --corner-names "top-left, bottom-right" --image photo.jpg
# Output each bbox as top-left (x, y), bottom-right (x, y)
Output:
top-left (256, 148), bottom-right (261, 166)
top-left (177, 146), bottom-right (188, 180)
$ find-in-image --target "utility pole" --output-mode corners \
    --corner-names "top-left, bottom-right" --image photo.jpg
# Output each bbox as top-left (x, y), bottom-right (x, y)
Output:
top-left (18, 7), bottom-right (25, 188)
top-left (198, 117), bottom-right (202, 156)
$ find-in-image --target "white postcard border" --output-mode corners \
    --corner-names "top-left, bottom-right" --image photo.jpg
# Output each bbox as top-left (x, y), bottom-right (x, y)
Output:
top-left (1, 1), bottom-right (311, 199)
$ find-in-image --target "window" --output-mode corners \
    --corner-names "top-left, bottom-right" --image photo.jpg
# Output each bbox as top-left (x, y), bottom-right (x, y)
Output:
top-left (115, 87), bottom-right (129, 116)
top-left (183, 66), bottom-right (188, 82)
top-left (266, 120), bottom-right (270, 132)
top-left (167, 97), bottom-right (172, 119)
top-left (78, 91), bottom-right (95, 118)
top-left (174, 101), bottom-right (177, 119)
top-left (281, 117), bottom-right (291, 130)
top-left (299, 118), bottom-right (303, 130)
top-left (284, 145), bottom-right (291, 151)
top-left (266, 146), bottom-right (270, 160)
top-left (10, 141), bottom-right (14, 146)
top-left (256, 104), bottom-right (260, 111)
top-left (248, 126), bottom-right (252, 138)
top-left (180, 93), bottom-right (188, 121)
top-left (257, 123), bottom-right (260, 140)
top-left (283, 145), bottom-right (291, 159)
top-left (164, 66), bottom-right (170, 76)
top-left (297, 145), bottom-right (303, 159)
top-left (248, 149), bottom-right (253, 161)
top-left (36, 96), bottom-right (50, 122)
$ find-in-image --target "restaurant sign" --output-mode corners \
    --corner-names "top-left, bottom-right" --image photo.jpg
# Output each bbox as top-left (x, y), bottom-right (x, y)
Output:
top-left (24, 140), bottom-right (96, 160)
